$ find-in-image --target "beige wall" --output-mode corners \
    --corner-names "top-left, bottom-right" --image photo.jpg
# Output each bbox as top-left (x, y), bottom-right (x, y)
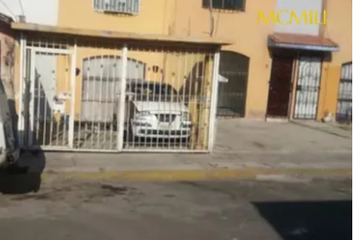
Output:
top-left (317, 0), bottom-right (352, 120)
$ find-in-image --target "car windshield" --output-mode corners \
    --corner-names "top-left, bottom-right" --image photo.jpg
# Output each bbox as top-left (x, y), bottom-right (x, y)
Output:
top-left (129, 83), bottom-right (180, 102)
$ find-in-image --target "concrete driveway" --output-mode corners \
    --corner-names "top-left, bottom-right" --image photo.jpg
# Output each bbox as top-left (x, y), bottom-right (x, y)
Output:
top-left (214, 119), bottom-right (352, 155)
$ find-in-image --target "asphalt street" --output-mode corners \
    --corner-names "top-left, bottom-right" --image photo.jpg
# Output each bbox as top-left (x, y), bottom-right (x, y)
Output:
top-left (0, 177), bottom-right (351, 240)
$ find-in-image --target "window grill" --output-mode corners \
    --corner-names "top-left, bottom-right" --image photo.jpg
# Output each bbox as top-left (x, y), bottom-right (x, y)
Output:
top-left (93, 0), bottom-right (140, 15)
top-left (202, 0), bottom-right (246, 11)
top-left (336, 62), bottom-right (352, 122)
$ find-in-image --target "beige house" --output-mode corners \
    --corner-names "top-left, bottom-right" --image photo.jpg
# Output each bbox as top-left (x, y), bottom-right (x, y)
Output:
top-left (57, 0), bottom-right (352, 121)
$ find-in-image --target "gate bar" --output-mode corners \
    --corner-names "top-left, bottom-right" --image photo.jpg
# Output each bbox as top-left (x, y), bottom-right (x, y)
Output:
top-left (18, 34), bottom-right (25, 147)
top-left (117, 44), bottom-right (128, 151)
top-left (208, 49), bottom-right (221, 152)
top-left (69, 40), bottom-right (77, 148)
top-left (28, 49), bottom-right (36, 146)
top-left (26, 47), bottom-right (71, 55)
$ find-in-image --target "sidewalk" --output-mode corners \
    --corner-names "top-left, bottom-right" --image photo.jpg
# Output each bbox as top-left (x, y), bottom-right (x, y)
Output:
top-left (291, 120), bottom-right (352, 139)
top-left (19, 120), bottom-right (352, 181)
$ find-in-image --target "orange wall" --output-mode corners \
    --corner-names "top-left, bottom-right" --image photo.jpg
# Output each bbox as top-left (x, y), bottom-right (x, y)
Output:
top-left (317, 0), bottom-right (352, 120)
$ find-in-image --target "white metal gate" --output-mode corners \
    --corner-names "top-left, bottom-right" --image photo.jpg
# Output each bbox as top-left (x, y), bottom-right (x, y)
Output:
top-left (294, 56), bottom-right (322, 119)
top-left (19, 35), bottom-right (220, 153)
top-left (23, 47), bottom-right (75, 149)
top-left (122, 45), bottom-right (216, 152)
top-left (74, 55), bottom-right (146, 150)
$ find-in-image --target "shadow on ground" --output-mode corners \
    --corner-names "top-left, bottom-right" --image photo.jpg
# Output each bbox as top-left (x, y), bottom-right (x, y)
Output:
top-left (253, 200), bottom-right (352, 240)
top-left (0, 150), bottom-right (46, 194)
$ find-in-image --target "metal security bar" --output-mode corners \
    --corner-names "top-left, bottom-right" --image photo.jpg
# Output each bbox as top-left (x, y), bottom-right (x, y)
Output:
top-left (123, 44), bottom-right (215, 151)
top-left (336, 62), bottom-right (352, 122)
top-left (294, 56), bottom-right (322, 119)
top-left (202, 0), bottom-right (246, 11)
top-left (93, 0), bottom-right (140, 15)
top-left (72, 39), bottom-right (125, 151)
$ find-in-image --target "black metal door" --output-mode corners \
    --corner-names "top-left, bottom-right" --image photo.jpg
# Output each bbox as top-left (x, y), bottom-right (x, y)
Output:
top-left (267, 55), bottom-right (294, 117)
top-left (336, 62), bottom-right (352, 122)
top-left (294, 56), bottom-right (322, 119)
top-left (217, 51), bottom-right (249, 117)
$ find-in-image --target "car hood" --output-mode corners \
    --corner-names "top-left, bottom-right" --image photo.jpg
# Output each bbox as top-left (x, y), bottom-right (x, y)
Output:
top-left (133, 101), bottom-right (189, 113)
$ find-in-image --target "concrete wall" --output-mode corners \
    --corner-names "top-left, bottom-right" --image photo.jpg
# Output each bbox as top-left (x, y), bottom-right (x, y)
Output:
top-left (0, 0), bottom-right (58, 25)
top-left (0, 20), bottom-right (18, 146)
top-left (0, 22), bottom-right (15, 99)
top-left (275, 0), bottom-right (323, 36)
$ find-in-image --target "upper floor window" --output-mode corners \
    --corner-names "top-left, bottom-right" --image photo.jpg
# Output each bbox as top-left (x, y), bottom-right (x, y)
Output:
top-left (202, 0), bottom-right (246, 11)
top-left (93, 0), bottom-right (140, 15)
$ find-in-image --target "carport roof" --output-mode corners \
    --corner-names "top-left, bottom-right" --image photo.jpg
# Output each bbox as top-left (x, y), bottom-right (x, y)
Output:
top-left (11, 22), bottom-right (233, 46)
top-left (268, 33), bottom-right (340, 52)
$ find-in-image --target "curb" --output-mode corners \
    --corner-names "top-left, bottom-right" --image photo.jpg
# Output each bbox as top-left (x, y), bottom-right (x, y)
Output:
top-left (41, 168), bottom-right (352, 182)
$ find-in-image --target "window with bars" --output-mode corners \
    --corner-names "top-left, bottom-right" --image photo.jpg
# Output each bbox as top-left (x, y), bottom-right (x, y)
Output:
top-left (202, 0), bottom-right (246, 11)
top-left (336, 62), bottom-right (352, 122)
top-left (93, 0), bottom-right (140, 15)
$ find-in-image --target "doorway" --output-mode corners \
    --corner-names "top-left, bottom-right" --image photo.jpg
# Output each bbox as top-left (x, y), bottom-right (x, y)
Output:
top-left (217, 51), bottom-right (249, 117)
top-left (266, 55), bottom-right (294, 118)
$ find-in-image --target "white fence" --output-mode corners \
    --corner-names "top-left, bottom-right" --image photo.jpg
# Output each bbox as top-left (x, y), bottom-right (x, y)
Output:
top-left (18, 34), bottom-right (220, 152)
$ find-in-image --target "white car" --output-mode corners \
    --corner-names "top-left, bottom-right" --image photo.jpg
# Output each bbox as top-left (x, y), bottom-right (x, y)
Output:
top-left (123, 81), bottom-right (192, 139)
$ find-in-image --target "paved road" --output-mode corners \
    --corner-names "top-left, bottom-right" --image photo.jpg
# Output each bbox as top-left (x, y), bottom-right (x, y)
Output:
top-left (0, 177), bottom-right (351, 240)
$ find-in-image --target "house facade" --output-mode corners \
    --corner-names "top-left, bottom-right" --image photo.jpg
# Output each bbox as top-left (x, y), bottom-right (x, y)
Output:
top-left (0, 0), bottom-right (352, 122)
top-left (56, 0), bottom-right (352, 121)
top-left (0, 0), bottom-right (351, 152)
top-left (56, 0), bottom-right (276, 119)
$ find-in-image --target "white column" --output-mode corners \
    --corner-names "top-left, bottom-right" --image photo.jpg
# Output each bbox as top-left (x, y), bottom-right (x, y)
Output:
top-left (18, 34), bottom-right (25, 147)
top-left (68, 40), bottom-right (77, 148)
top-left (208, 49), bottom-right (220, 152)
top-left (117, 44), bottom-right (128, 151)
top-left (28, 49), bottom-right (36, 147)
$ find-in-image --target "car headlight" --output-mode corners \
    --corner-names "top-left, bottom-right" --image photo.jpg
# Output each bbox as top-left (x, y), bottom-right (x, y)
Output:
top-left (181, 112), bottom-right (189, 121)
